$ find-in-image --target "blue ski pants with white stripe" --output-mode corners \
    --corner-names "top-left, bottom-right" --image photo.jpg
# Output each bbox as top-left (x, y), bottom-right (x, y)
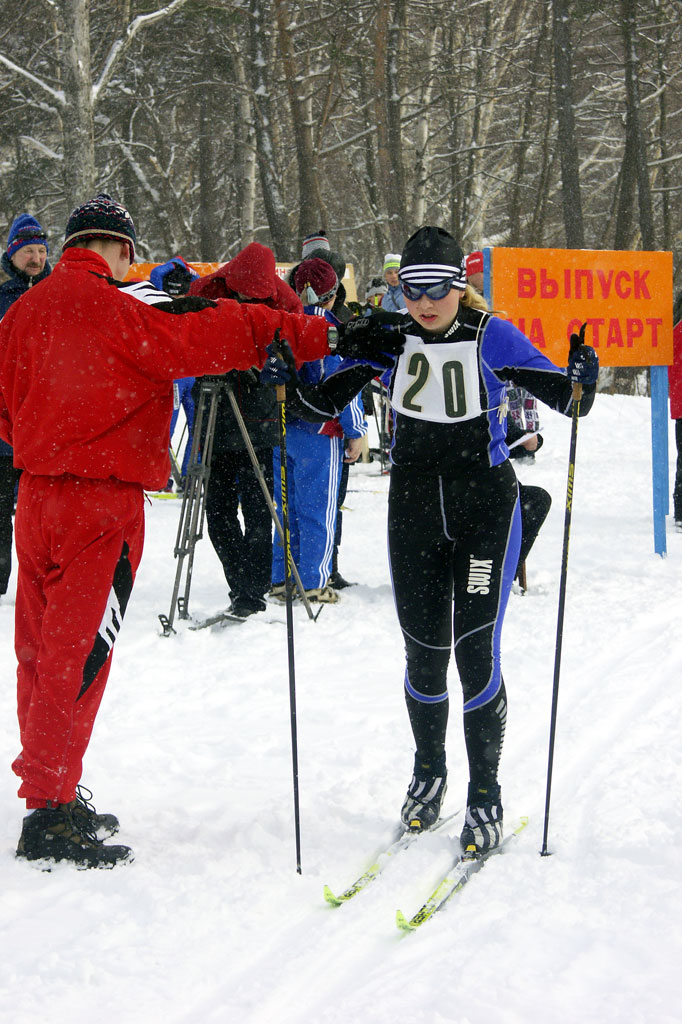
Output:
top-left (272, 427), bottom-right (341, 591)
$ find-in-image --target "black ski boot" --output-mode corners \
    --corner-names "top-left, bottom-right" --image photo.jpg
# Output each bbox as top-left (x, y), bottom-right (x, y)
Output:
top-left (230, 594), bottom-right (266, 618)
top-left (329, 570), bottom-right (354, 590)
top-left (460, 781), bottom-right (503, 859)
top-left (16, 804), bottom-right (133, 869)
top-left (401, 755), bottom-right (447, 832)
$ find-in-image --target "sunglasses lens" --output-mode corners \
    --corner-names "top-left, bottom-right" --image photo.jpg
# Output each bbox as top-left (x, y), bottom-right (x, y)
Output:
top-left (427, 281), bottom-right (452, 300)
top-left (402, 279), bottom-right (453, 301)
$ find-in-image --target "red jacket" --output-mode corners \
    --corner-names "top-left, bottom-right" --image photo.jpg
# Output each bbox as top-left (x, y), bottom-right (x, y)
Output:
top-left (190, 241), bottom-right (303, 315)
top-left (0, 248), bottom-right (330, 489)
top-left (670, 319), bottom-right (682, 419)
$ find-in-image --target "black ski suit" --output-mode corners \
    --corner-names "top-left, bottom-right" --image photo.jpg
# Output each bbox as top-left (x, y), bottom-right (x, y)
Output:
top-left (280, 304), bottom-right (595, 787)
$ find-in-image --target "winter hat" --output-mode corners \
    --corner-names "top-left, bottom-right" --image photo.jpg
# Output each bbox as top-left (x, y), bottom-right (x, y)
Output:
top-left (301, 231), bottom-right (331, 260)
top-left (150, 257), bottom-right (199, 296)
top-left (399, 226), bottom-right (466, 289)
top-left (306, 248), bottom-right (346, 285)
top-left (293, 258), bottom-right (339, 305)
top-left (383, 253), bottom-right (401, 273)
top-left (62, 193), bottom-right (136, 260)
top-left (6, 214), bottom-right (48, 260)
top-left (365, 276), bottom-right (388, 301)
top-left (466, 251), bottom-right (484, 277)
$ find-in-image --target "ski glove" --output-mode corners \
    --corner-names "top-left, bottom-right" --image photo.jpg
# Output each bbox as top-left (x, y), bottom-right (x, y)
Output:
top-left (336, 309), bottom-right (407, 368)
top-left (567, 324), bottom-right (599, 386)
top-left (259, 340), bottom-right (298, 387)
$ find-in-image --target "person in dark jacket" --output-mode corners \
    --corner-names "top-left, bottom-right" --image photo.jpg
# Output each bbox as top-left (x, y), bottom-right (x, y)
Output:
top-left (189, 243), bottom-right (298, 617)
top-left (0, 214), bottom-right (51, 318)
top-left (506, 419), bottom-right (552, 589)
top-left (0, 214), bottom-right (51, 597)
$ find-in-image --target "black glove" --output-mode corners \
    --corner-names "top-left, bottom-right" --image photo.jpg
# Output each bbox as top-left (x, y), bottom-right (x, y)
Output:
top-left (259, 340), bottom-right (298, 388)
top-left (336, 309), bottom-right (406, 368)
top-left (161, 295), bottom-right (217, 314)
top-left (567, 323), bottom-right (599, 386)
top-left (162, 264), bottom-right (196, 296)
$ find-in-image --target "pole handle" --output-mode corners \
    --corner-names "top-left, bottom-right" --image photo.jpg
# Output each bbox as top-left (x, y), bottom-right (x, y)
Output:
top-left (572, 382), bottom-right (583, 401)
top-left (272, 328), bottom-right (285, 406)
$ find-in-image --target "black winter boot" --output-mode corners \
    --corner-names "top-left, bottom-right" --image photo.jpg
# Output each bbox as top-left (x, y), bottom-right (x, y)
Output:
top-left (16, 805), bottom-right (133, 869)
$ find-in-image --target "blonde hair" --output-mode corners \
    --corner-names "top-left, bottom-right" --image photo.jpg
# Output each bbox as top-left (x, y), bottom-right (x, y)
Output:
top-left (460, 283), bottom-right (489, 311)
top-left (460, 283), bottom-right (507, 318)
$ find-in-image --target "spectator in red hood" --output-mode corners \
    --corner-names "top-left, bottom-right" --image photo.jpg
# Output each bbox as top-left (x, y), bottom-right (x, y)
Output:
top-left (188, 242), bottom-right (299, 618)
top-left (191, 241), bottom-right (301, 312)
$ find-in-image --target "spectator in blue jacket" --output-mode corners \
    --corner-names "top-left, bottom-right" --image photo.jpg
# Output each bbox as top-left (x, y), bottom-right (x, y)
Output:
top-left (0, 214), bottom-right (51, 596)
top-left (380, 253), bottom-right (405, 312)
top-left (269, 258), bottom-right (368, 603)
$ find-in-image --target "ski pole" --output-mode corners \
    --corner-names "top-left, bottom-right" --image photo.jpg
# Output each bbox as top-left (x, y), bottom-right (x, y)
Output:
top-left (223, 383), bottom-right (316, 620)
top-left (541, 379), bottom-right (582, 856)
top-left (274, 331), bottom-right (303, 873)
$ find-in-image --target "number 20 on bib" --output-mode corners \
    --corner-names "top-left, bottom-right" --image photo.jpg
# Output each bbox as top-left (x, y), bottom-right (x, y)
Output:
top-left (391, 338), bottom-right (482, 423)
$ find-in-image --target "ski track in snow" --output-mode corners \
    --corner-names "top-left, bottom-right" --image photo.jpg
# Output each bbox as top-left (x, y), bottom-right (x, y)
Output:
top-left (1, 393), bottom-right (681, 1024)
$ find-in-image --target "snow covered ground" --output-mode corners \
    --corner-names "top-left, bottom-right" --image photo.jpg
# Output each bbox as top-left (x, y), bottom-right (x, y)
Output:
top-left (1, 392), bottom-right (681, 1024)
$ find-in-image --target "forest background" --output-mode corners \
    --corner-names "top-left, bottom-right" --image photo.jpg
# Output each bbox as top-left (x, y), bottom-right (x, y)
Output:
top-left (1, 0), bottom-right (681, 307)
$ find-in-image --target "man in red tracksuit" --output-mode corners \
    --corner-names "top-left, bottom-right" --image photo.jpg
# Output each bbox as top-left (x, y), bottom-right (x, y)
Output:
top-left (0, 194), bottom-right (402, 869)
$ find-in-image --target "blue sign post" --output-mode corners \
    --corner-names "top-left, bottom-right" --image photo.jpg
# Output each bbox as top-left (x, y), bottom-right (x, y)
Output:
top-left (650, 365), bottom-right (669, 557)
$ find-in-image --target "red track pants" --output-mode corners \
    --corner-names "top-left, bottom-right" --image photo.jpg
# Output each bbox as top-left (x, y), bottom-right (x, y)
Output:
top-left (11, 474), bottom-right (145, 808)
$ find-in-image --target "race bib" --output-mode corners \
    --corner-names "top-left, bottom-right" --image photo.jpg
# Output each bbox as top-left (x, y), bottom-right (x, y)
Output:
top-left (391, 337), bottom-right (482, 423)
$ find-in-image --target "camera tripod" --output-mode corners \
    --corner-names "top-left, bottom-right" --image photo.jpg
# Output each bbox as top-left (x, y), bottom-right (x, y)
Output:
top-left (159, 375), bottom-right (315, 636)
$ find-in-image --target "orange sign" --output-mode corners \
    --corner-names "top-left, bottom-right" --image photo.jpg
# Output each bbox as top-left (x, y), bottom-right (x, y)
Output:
top-left (127, 261), bottom-right (218, 281)
top-left (492, 247), bottom-right (673, 367)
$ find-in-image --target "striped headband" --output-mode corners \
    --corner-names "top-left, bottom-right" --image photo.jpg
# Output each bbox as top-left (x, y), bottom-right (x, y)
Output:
top-left (399, 261), bottom-right (467, 290)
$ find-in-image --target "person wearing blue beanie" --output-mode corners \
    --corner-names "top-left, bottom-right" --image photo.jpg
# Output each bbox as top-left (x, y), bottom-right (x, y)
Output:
top-left (0, 213), bottom-right (52, 599)
top-left (1, 213), bottom-right (51, 320)
top-left (6, 214), bottom-right (49, 260)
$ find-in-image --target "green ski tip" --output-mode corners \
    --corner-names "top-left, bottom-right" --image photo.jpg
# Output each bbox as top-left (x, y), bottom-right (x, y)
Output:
top-left (323, 884), bottom-right (343, 907)
top-left (396, 909), bottom-right (416, 932)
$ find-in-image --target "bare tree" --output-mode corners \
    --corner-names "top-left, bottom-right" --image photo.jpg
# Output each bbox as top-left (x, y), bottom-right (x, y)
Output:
top-left (621, 0), bottom-right (655, 248)
top-left (246, 0), bottom-right (292, 256)
top-left (551, 0), bottom-right (585, 247)
top-left (1, 0), bottom-right (681, 286)
top-left (0, 0), bottom-right (191, 211)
